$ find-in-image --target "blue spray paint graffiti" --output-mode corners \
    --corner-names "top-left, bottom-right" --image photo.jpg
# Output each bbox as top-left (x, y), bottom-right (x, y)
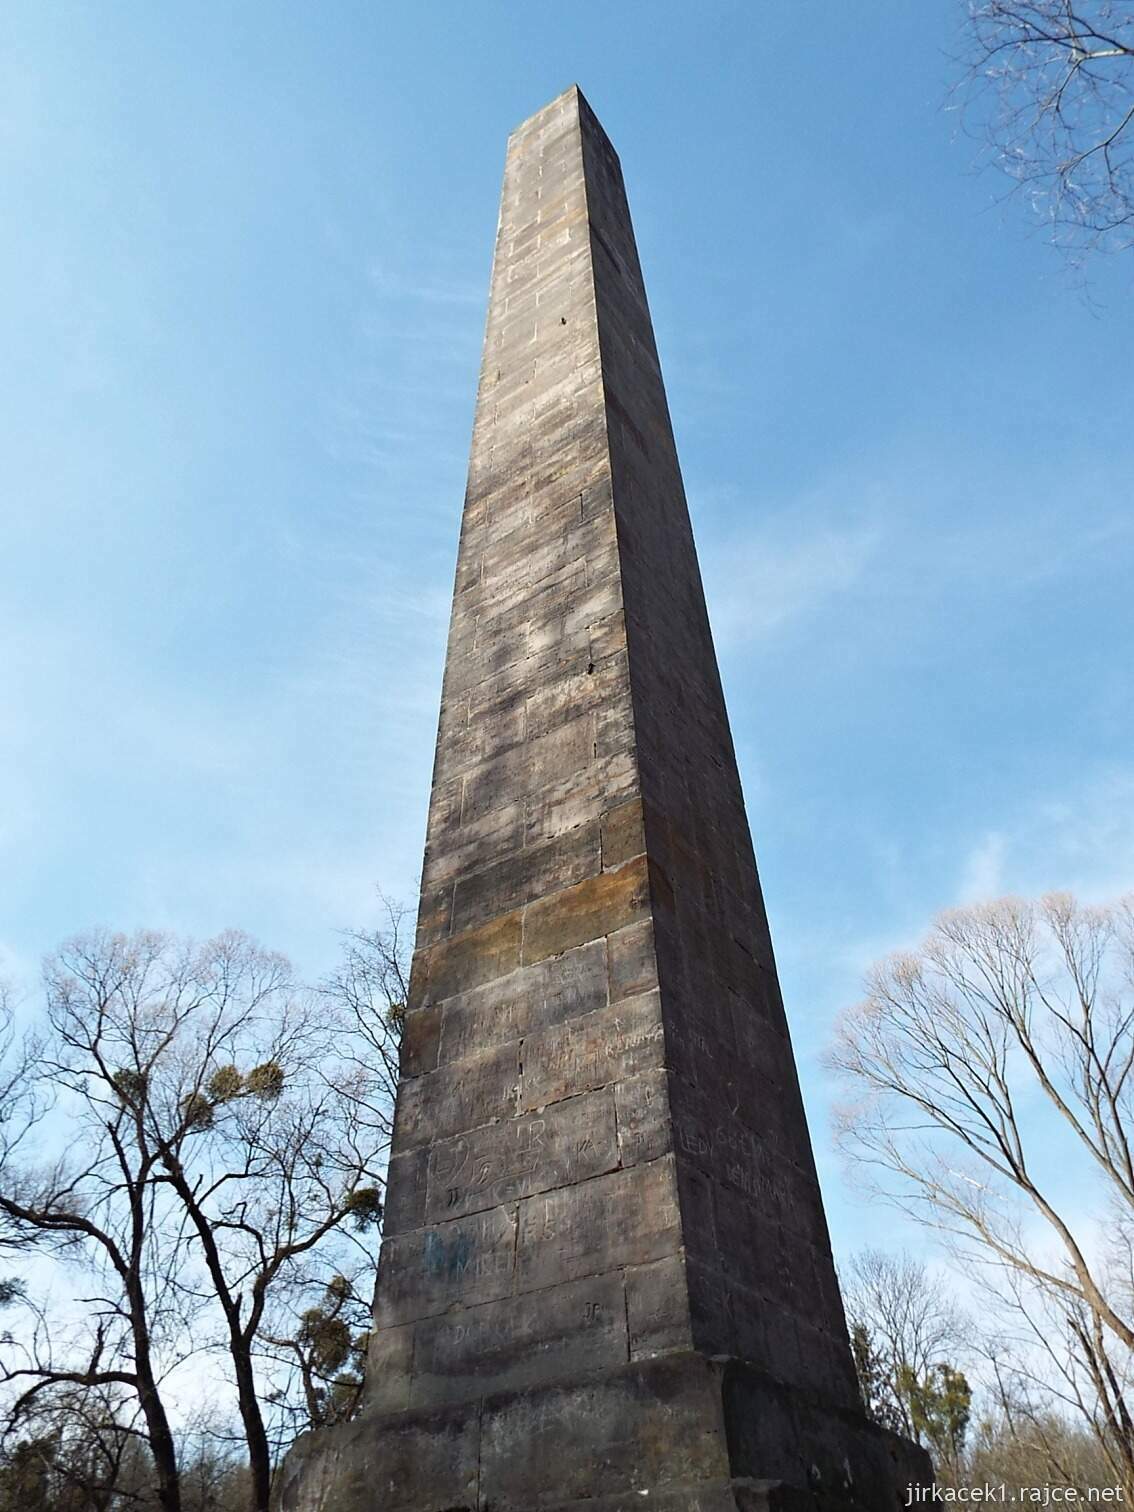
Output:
top-left (423, 1228), bottom-right (473, 1279)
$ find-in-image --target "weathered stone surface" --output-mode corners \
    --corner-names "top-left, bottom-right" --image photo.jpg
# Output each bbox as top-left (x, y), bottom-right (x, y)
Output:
top-left (412, 912), bottom-right (521, 1004)
top-left (380, 1145), bottom-right (427, 1236)
top-left (450, 819), bottom-right (600, 935)
top-left (280, 83), bottom-right (931, 1512)
top-left (461, 713), bottom-right (594, 825)
top-left (422, 792), bottom-right (525, 886)
top-left (365, 1320), bottom-right (414, 1413)
top-left (544, 1492), bottom-right (744, 1512)
top-left (436, 940), bottom-right (607, 1065)
top-left (398, 1001), bottom-right (441, 1078)
top-left (521, 853), bottom-right (652, 964)
top-left (276, 1401), bottom-right (480, 1512)
top-left (615, 1065), bottom-right (673, 1165)
top-left (525, 747), bottom-right (638, 844)
top-left (520, 988), bottom-right (665, 1108)
top-left (392, 1039), bottom-right (519, 1149)
top-left (278, 1354), bottom-right (925, 1512)
top-left (516, 1155), bottom-right (681, 1289)
top-left (375, 1204), bottom-right (517, 1326)
top-left (607, 917), bottom-right (659, 1002)
top-left (410, 1271), bottom-right (627, 1404)
top-left (423, 1086), bottom-right (619, 1220)
top-left (600, 795), bottom-right (646, 869)
top-left (626, 1252), bottom-right (693, 1358)
top-left (477, 1354), bottom-right (729, 1510)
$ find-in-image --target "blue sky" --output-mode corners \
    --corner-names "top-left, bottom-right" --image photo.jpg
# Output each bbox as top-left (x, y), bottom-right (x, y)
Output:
top-left (2, 2), bottom-right (1132, 1259)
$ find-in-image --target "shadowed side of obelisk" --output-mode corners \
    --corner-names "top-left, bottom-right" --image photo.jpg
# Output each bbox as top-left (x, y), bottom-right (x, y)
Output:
top-left (577, 92), bottom-right (865, 1416)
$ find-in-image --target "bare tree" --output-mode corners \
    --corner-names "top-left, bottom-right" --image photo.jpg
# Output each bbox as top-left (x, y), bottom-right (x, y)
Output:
top-left (0, 1380), bottom-right (146, 1511)
top-left (0, 928), bottom-right (392, 1512)
top-left (0, 1397), bottom-right (253, 1512)
top-left (252, 894), bottom-right (410, 1440)
top-left (830, 892), bottom-right (1134, 1489)
top-left (844, 1249), bottom-right (970, 1444)
top-left (0, 986), bottom-right (44, 1296)
top-left (967, 1378), bottom-right (1119, 1495)
top-left (0, 941), bottom-right (187, 1512)
top-left (260, 1272), bottom-right (371, 1437)
top-left (968, 1268), bottom-right (1134, 1494)
top-left (960, 2), bottom-right (1134, 259)
top-left (318, 892), bottom-right (409, 1142)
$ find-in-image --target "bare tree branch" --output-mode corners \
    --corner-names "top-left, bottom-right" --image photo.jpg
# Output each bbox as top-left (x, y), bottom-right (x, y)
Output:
top-left (959, 1), bottom-right (1134, 261)
top-left (830, 891), bottom-right (1134, 1485)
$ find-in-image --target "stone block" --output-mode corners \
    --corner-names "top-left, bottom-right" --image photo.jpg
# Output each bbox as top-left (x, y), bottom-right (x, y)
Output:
top-left (686, 1255), bottom-right (736, 1358)
top-left (275, 1402), bottom-right (481, 1512)
top-left (477, 558), bottom-right (586, 638)
top-left (710, 1184), bottom-right (812, 1319)
top-left (662, 990), bottom-right (735, 1091)
top-left (729, 1276), bottom-right (800, 1387)
top-left (615, 1066), bottom-right (673, 1165)
top-left (461, 712), bottom-right (593, 825)
top-left (423, 1086), bottom-right (619, 1221)
top-left (432, 699), bottom-right (525, 784)
top-left (626, 1252), bottom-right (692, 1358)
top-left (524, 650), bottom-right (628, 741)
top-left (381, 1145), bottom-right (428, 1237)
top-left (548, 1490), bottom-right (742, 1512)
top-left (410, 1271), bottom-right (627, 1406)
top-left (516, 1156), bottom-right (681, 1290)
top-left (521, 853), bottom-right (651, 964)
top-left (524, 749), bottom-right (638, 844)
top-left (668, 1074), bottom-right (829, 1258)
top-left (423, 797), bottom-right (525, 887)
top-left (375, 1203), bottom-right (517, 1326)
top-left (365, 1321), bottom-right (414, 1412)
top-left (450, 819), bottom-right (600, 935)
top-left (607, 917), bottom-right (659, 1002)
top-left (674, 1158), bottom-right (718, 1266)
top-left (600, 795), bottom-right (646, 868)
top-left (478, 1353), bottom-right (730, 1509)
top-left (792, 1312), bottom-right (863, 1412)
top-left (436, 939), bottom-right (608, 1065)
top-left (398, 1002), bottom-right (441, 1078)
top-left (412, 911), bottom-right (522, 1006)
top-left (393, 1040), bottom-right (520, 1149)
top-left (520, 989), bottom-right (665, 1109)
top-left (413, 880), bottom-right (454, 948)
top-left (587, 606), bottom-right (627, 661)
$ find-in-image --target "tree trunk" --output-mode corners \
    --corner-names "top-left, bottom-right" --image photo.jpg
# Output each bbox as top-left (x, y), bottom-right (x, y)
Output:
top-left (231, 1336), bottom-right (272, 1512)
top-left (131, 1322), bottom-right (181, 1512)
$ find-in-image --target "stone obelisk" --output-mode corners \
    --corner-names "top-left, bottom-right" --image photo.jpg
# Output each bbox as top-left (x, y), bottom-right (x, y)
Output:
top-left (280, 86), bottom-right (930, 1512)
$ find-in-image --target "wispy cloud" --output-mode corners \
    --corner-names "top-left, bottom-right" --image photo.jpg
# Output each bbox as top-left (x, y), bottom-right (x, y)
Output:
top-left (702, 503), bottom-right (882, 648)
top-left (955, 767), bottom-right (1134, 906)
top-left (367, 263), bottom-right (484, 309)
top-left (957, 830), bottom-right (1008, 902)
top-left (700, 439), bottom-right (1134, 668)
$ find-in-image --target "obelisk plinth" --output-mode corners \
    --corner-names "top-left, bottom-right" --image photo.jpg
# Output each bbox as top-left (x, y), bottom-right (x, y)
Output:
top-left (279, 85), bottom-right (931, 1512)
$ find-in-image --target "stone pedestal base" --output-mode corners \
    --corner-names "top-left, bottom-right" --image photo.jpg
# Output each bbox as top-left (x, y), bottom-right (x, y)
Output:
top-left (275, 1353), bottom-right (931, 1512)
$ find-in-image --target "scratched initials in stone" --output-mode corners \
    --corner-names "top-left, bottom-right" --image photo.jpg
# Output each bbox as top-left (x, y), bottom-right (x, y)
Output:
top-left (516, 1118), bottom-right (546, 1164)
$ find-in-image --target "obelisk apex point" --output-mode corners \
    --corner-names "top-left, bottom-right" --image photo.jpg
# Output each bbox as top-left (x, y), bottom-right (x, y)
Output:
top-left (508, 84), bottom-right (618, 164)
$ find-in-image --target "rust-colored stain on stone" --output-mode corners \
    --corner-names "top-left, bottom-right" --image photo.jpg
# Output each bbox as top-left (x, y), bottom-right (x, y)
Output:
top-left (413, 911), bottom-right (522, 1004)
top-left (521, 851), bottom-right (651, 964)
